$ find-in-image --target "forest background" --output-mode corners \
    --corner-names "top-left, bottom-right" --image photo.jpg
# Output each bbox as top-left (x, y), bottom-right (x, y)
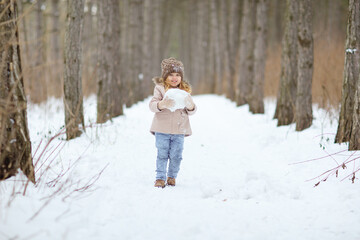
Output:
top-left (19, 0), bottom-right (346, 110)
top-left (1, 0), bottom-right (356, 183)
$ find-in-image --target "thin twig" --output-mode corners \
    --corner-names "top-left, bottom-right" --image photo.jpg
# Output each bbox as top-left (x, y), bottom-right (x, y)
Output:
top-left (62, 163), bottom-right (109, 201)
top-left (289, 149), bottom-right (347, 165)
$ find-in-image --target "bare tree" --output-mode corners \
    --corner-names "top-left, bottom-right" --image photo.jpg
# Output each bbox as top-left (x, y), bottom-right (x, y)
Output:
top-left (274, 0), bottom-right (298, 126)
top-left (350, 73), bottom-right (360, 150)
top-left (159, 0), bottom-right (175, 61)
top-left (32, 0), bottom-right (47, 103)
top-left (226, 0), bottom-right (242, 101)
top-left (218, 0), bottom-right (231, 97)
top-left (195, 0), bottom-right (208, 92)
top-left (188, 0), bottom-right (199, 88)
top-left (237, 0), bottom-right (256, 106)
top-left (17, 0), bottom-right (30, 65)
top-left (179, 0), bottom-right (190, 80)
top-left (152, 0), bottom-right (164, 78)
top-left (268, 0), bottom-right (284, 46)
top-left (0, 0), bottom-right (35, 183)
top-left (109, 0), bottom-right (123, 117)
top-left (178, 0), bottom-right (209, 93)
top-left (49, 0), bottom-right (62, 98)
top-left (96, 0), bottom-right (111, 123)
top-left (335, 0), bottom-right (360, 144)
top-left (249, 0), bottom-right (268, 114)
top-left (120, 0), bottom-right (130, 104)
top-left (82, 0), bottom-right (97, 95)
top-left (63, 0), bottom-right (85, 140)
top-left (209, 0), bottom-right (221, 94)
top-left (326, 0), bottom-right (344, 40)
top-left (127, 0), bottom-right (143, 105)
top-left (142, 0), bottom-right (153, 96)
top-left (346, 0), bottom-right (360, 150)
top-left (295, 0), bottom-right (314, 131)
top-left (349, 74), bottom-right (360, 147)
top-left (96, 0), bottom-right (123, 123)
top-left (314, 0), bottom-right (346, 41)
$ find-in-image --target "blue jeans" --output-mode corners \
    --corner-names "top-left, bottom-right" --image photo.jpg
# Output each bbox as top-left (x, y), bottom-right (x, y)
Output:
top-left (155, 132), bottom-right (185, 181)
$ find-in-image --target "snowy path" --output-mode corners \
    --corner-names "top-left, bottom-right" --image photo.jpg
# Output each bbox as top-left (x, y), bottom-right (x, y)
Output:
top-left (1, 95), bottom-right (360, 240)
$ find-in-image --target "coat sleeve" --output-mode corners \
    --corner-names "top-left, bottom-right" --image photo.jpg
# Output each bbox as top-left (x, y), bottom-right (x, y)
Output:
top-left (149, 86), bottom-right (163, 113)
top-left (185, 104), bottom-right (197, 115)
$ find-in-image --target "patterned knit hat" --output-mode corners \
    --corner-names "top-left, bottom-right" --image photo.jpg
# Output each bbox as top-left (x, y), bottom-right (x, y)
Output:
top-left (161, 57), bottom-right (184, 80)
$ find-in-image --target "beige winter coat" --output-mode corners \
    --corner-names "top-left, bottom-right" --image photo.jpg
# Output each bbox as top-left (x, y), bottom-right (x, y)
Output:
top-left (149, 79), bottom-right (196, 136)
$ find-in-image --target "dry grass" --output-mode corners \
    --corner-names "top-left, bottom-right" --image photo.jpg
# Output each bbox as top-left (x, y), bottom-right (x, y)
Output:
top-left (264, 38), bottom-right (345, 112)
top-left (1, 125), bottom-right (108, 223)
top-left (312, 38), bottom-right (344, 111)
top-left (264, 44), bottom-right (282, 98)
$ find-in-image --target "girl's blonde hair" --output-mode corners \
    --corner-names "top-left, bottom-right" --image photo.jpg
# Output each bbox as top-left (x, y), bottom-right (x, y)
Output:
top-left (164, 77), bottom-right (192, 94)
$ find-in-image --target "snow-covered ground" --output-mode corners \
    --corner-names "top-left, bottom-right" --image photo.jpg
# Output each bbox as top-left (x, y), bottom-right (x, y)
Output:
top-left (1, 94), bottom-right (359, 240)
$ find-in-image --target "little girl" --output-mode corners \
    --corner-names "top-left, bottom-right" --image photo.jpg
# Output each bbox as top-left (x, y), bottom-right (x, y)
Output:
top-left (149, 57), bottom-right (196, 188)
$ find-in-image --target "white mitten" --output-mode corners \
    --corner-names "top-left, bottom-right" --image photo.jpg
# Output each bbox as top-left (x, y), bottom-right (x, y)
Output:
top-left (158, 97), bottom-right (175, 110)
top-left (185, 95), bottom-right (195, 110)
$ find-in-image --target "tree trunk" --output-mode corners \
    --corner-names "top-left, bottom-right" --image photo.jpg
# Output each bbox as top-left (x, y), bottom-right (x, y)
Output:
top-left (32, 0), bottom-right (47, 103)
top-left (209, 0), bottom-right (221, 93)
top-left (109, 0), bottom-right (123, 117)
top-left (295, 0), bottom-right (313, 131)
top-left (350, 72), bottom-right (360, 150)
top-left (17, 0), bottom-right (30, 67)
top-left (142, 0), bottom-right (153, 96)
top-left (127, 0), bottom-right (143, 105)
top-left (195, 0), bottom-right (208, 92)
top-left (268, 0), bottom-right (284, 46)
top-left (96, 0), bottom-right (109, 123)
top-left (227, 0), bottom-right (242, 101)
top-left (249, 0), bottom-right (268, 114)
top-left (63, 0), bottom-right (85, 140)
top-left (326, 0), bottom-right (343, 40)
top-left (160, 0), bottom-right (174, 60)
top-left (188, 0), bottom-right (199, 89)
top-left (152, 0), bottom-right (163, 79)
top-left (274, 0), bottom-right (298, 126)
top-left (218, 0), bottom-right (231, 97)
top-left (83, 0), bottom-right (97, 96)
top-left (120, 0), bottom-right (130, 104)
top-left (335, 0), bottom-right (360, 143)
top-left (49, 0), bottom-right (62, 98)
top-left (350, 3), bottom-right (360, 150)
top-left (179, 0), bottom-right (190, 81)
top-left (0, 0), bottom-right (35, 183)
top-left (237, 0), bottom-right (256, 106)
top-left (97, 0), bottom-right (123, 124)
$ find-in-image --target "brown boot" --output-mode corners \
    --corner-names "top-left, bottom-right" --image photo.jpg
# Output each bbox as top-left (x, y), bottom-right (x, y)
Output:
top-left (167, 177), bottom-right (176, 186)
top-left (154, 179), bottom-right (165, 188)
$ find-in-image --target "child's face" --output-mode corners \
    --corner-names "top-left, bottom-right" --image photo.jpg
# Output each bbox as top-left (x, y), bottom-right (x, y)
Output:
top-left (166, 72), bottom-right (181, 88)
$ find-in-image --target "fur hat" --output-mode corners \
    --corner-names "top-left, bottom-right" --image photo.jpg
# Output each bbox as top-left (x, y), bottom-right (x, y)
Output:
top-left (161, 57), bottom-right (184, 80)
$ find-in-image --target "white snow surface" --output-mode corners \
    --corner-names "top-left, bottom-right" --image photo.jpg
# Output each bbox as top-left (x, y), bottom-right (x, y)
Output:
top-left (1, 94), bottom-right (360, 240)
top-left (163, 88), bottom-right (190, 111)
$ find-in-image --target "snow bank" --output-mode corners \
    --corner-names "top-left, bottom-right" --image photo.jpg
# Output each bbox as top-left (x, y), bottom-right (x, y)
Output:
top-left (0, 95), bottom-right (359, 240)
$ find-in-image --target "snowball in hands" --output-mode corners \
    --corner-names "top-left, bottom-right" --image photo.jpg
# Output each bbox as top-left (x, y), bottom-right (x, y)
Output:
top-left (163, 89), bottom-right (190, 112)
